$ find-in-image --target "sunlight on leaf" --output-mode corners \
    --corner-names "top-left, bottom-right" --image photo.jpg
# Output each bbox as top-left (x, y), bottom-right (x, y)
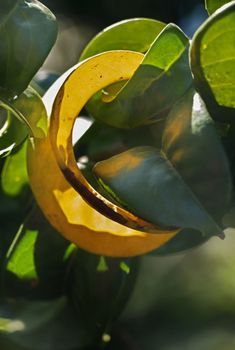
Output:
top-left (191, 1), bottom-right (235, 110)
top-left (80, 18), bottom-right (166, 60)
top-left (1, 142), bottom-right (28, 196)
top-left (94, 90), bottom-right (232, 237)
top-left (7, 227), bottom-right (38, 280)
top-left (205, 0), bottom-right (234, 15)
top-left (0, 86), bottom-right (47, 157)
top-left (87, 23), bottom-right (192, 128)
top-left (97, 256), bottom-right (109, 272)
top-left (27, 51), bottom-right (178, 257)
top-left (120, 261), bottom-right (130, 274)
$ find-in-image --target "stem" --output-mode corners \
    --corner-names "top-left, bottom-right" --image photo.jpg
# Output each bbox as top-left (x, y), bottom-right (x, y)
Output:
top-left (98, 257), bottom-right (141, 349)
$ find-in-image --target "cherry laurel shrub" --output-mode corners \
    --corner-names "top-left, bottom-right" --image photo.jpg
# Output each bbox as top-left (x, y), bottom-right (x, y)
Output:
top-left (0, 0), bottom-right (235, 349)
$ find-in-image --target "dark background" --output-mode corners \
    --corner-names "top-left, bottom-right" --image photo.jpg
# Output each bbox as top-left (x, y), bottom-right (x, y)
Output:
top-left (43, 0), bottom-right (201, 27)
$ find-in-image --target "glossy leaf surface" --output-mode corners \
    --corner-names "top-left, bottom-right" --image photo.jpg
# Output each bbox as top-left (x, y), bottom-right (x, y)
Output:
top-left (0, 86), bottom-right (47, 157)
top-left (27, 137), bottom-right (177, 257)
top-left (205, 0), bottom-right (233, 14)
top-left (27, 51), bottom-right (178, 257)
top-left (80, 18), bottom-right (166, 61)
top-left (94, 90), bottom-right (232, 237)
top-left (87, 23), bottom-right (192, 128)
top-left (191, 1), bottom-right (235, 111)
top-left (0, 0), bottom-right (58, 99)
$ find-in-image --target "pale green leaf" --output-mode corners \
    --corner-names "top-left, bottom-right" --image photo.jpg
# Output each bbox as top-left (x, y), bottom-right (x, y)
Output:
top-left (7, 225), bottom-right (38, 280)
top-left (80, 18), bottom-right (166, 61)
top-left (87, 23), bottom-right (192, 128)
top-left (1, 141), bottom-right (28, 196)
top-left (191, 1), bottom-right (235, 112)
top-left (205, 0), bottom-right (233, 15)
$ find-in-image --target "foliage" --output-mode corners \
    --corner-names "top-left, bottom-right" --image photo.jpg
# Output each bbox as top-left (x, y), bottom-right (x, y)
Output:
top-left (0, 0), bottom-right (235, 349)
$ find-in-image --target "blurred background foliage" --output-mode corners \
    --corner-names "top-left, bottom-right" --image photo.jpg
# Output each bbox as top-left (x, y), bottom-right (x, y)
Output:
top-left (2, 1), bottom-right (235, 349)
top-left (40, 0), bottom-right (208, 73)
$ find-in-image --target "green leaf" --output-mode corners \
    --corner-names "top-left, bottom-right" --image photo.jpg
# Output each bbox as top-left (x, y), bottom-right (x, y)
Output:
top-left (97, 256), bottom-right (109, 272)
top-left (1, 141), bottom-right (28, 196)
top-left (205, 0), bottom-right (233, 15)
top-left (87, 23), bottom-right (192, 128)
top-left (5, 206), bottom-right (70, 299)
top-left (94, 90), bottom-right (232, 237)
top-left (80, 18), bottom-right (166, 61)
top-left (191, 1), bottom-right (235, 114)
top-left (120, 261), bottom-right (130, 274)
top-left (7, 224), bottom-right (38, 280)
top-left (0, 143), bottom-right (31, 253)
top-left (0, 0), bottom-right (58, 99)
top-left (75, 119), bottom-right (165, 162)
top-left (0, 86), bottom-right (47, 157)
top-left (68, 249), bottom-right (140, 341)
top-left (0, 106), bottom-right (27, 158)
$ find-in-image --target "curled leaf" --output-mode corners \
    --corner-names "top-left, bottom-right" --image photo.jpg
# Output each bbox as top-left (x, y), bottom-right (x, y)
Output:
top-left (87, 23), bottom-right (192, 128)
top-left (27, 51), bottom-right (178, 257)
top-left (80, 18), bottom-right (166, 60)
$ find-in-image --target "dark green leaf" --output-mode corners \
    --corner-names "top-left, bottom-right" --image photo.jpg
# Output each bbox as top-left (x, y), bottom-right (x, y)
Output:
top-left (0, 0), bottom-right (58, 99)
top-left (87, 23), bottom-right (192, 128)
top-left (80, 18), bottom-right (166, 61)
top-left (0, 298), bottom-right (93, 350)
top-left (205, 0), bottom-right (233, 15)
top-left (94, 90), bottom-right (232, 237)
top-left (152, 228), bottom-right (208, 255)
top-left (4, 207), bottom-right (70, 299)
top-left (191, 1), bottom-right (235, 115)
top-left (75, 119), bottom-right (165, 162)
top-left (68, 249), bottom-right (140, 342)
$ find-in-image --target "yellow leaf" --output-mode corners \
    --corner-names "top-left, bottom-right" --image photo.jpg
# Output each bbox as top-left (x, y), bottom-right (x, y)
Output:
top-left (27, 51), bottom-right (178, 257)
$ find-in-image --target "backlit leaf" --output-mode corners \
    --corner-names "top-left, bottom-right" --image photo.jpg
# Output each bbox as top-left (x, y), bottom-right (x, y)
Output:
top-left (5, 206), bottom-right (71, 298)
top-left (1, 142), bottom-right (28, 196)
top-left (7, 225), bottom-right (38, 280)
top-left (87, 23), bottom-right (192, 128)
top-left (80, 18), bottom-right (166, 61)
top-left (191, 1), bottom-right (235, 114)
top-left (205, 0), bottom-right (233, 15)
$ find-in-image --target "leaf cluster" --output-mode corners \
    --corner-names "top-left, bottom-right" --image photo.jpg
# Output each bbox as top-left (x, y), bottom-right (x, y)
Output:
top-left (1, 0), bottom-right (235, 349)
